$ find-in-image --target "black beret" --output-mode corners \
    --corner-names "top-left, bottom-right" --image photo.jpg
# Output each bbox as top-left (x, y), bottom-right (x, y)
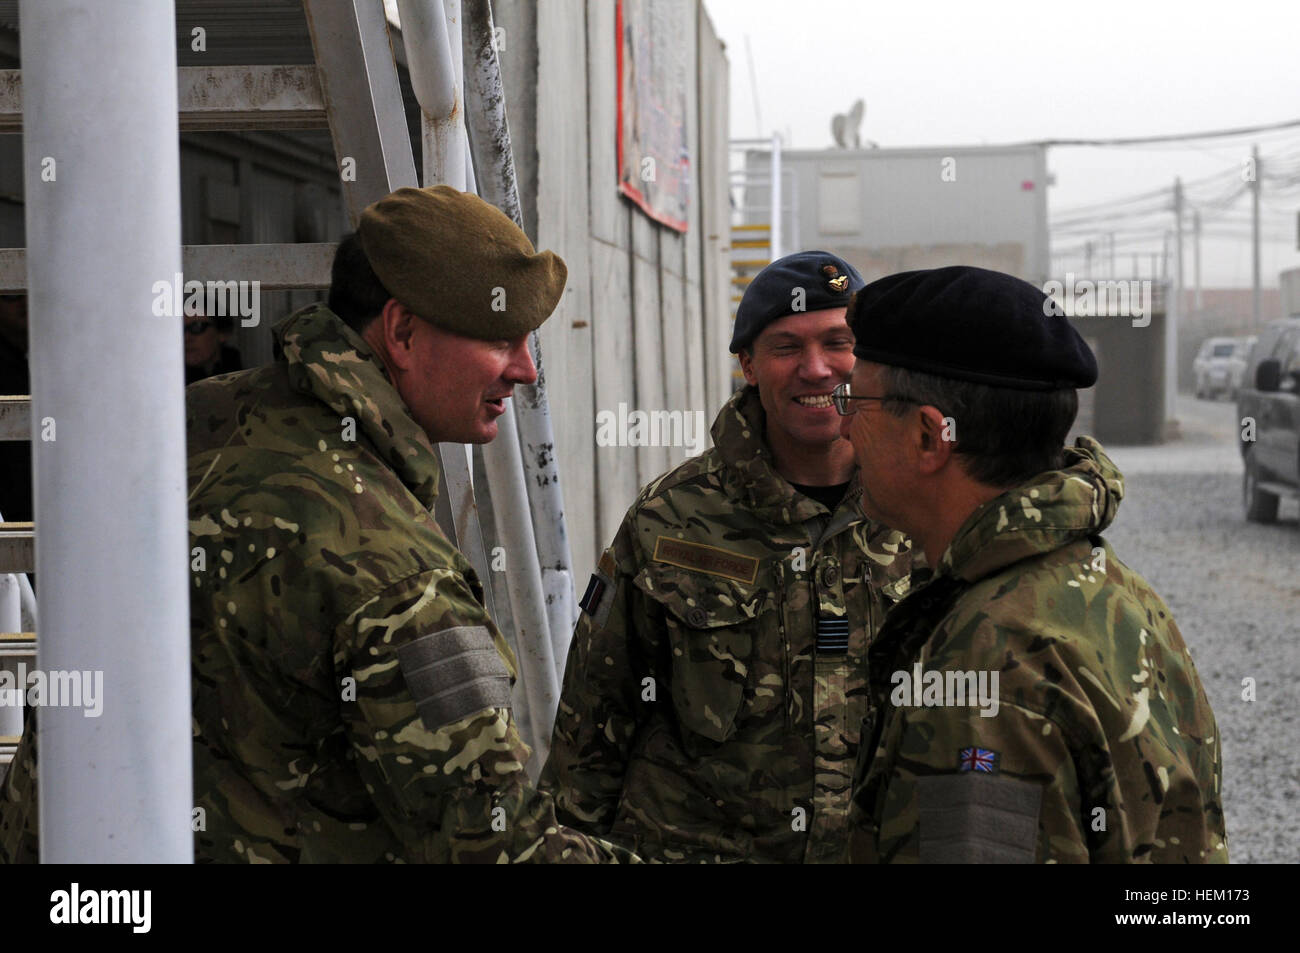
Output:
top-left (847, 266), bottom-right (1098, 390)
top-left (730, 250), bottom-right (864, 353)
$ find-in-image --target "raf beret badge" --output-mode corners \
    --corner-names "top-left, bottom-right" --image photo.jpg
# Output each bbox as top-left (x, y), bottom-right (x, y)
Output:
top-left (823, 264), bottom-right (849, 293)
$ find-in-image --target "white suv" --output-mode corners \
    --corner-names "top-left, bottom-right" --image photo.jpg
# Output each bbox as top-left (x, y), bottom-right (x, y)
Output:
top-left (1194, 336), bottom-right (1253, 400)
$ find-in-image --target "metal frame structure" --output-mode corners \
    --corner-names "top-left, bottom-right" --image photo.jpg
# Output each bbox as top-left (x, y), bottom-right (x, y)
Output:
top-left (729, 134), bottom-right (799, 259)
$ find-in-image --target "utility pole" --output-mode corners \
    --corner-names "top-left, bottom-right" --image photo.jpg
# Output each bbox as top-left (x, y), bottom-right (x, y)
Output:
top-left (1108, 232), bottom-right (1115, 276)
top-left (1084, 240), bottom-right (1093, 275)
top-left (1168, 180), bottom-right (1183, 430)
top-left (1174, 178), bottom-right (1184, 313)
top-left (1251, 143), bottom-right (1261, 329)
top-left (1193, 209), bottom-right (1202, 313)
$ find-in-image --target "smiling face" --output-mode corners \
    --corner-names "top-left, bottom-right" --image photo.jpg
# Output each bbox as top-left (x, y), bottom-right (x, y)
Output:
top-left (739, 307), bottom-right (857, 453)
top-left (395, 318), bottom-right (536, 445)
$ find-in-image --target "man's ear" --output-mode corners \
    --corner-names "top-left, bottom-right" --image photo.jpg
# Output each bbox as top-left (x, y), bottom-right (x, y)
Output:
top-left (914, 404), bottom-right (955, 476)
top-left (372, 298), bottom-right (420, 371)
top-left (738, 347), bottom-right (757, 386)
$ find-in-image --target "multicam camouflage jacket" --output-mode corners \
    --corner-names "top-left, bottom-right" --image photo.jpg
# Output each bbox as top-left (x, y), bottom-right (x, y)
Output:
top-left (849, 437), bottom-right (1228, 864)
top-left (541, 387), bottom-right (912, 862)
top-left (184, 304), bottom-right (627, 863)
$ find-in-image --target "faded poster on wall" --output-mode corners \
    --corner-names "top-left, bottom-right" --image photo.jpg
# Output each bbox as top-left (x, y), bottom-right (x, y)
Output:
top-left (618, 0), bottom-right (691, 232)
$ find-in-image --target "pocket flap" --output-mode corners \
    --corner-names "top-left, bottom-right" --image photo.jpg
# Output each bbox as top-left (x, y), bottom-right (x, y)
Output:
top-left (635, 566), bottom-right (766, 744)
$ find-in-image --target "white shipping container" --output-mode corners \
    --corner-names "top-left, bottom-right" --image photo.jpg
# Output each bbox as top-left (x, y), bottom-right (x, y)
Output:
top-left (742, 144), bottom-right (1050, 286)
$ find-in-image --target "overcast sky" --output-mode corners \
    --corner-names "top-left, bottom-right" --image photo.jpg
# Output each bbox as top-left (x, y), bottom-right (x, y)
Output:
top-left (702, 0), bottom-right (1300, 290)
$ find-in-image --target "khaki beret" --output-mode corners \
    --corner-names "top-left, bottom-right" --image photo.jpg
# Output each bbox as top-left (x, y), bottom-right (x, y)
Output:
top-left (358, 186), bottom-right (567, 340)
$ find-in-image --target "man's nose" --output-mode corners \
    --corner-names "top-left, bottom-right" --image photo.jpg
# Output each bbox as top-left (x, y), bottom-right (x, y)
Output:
top-left (800, 345), bottom-right (835, 380)
top-left (506, 338), bottom-right (538, 386)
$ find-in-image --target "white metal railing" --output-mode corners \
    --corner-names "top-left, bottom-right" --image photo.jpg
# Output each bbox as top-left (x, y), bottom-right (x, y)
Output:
top-left (729, 133), bottom-right (800, 259)
top-left (0, 556), bottom-right (37, 745)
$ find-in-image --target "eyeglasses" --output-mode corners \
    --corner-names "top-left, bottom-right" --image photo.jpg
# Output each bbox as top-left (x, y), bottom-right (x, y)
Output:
top-left (830, 382), bottom-right (921, 416)
top-left (184, 321), bottom-right (214, 336)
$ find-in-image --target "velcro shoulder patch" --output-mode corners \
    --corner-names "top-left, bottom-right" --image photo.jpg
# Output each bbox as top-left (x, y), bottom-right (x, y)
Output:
top-left (395, 625), bottom-right (511, 731)
top-left (578, 570), bottom-right (615, 629)
top-left (917, 773), bottom-right (1043, 863)
top-left (652, 536), bottom-right (758, 584)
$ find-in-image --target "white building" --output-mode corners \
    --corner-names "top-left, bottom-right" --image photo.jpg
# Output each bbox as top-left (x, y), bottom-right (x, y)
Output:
top-left (741, 143), bottom-right (1050, 286)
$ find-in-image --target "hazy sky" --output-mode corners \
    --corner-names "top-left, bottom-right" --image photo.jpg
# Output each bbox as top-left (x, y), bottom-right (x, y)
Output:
top-left (702, 0), bottom-right (1300, 290)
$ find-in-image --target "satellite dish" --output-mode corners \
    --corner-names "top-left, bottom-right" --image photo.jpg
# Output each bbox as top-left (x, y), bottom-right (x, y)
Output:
top-left (831, 99), bottom-right (865, 149)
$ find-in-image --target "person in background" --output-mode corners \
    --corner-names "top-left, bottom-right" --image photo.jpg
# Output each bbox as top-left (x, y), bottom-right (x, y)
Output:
top-left (183, 307), bottom-right (242, 385)
top-left (0, 294), bottom-right (31, 525)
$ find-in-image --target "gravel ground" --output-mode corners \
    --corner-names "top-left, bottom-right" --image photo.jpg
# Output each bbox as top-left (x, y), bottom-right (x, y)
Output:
top-left (1102, 395), bottom-right (1299, 864)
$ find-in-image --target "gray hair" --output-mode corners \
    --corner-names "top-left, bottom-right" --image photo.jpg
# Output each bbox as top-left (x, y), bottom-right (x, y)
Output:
top-left (878, 364), bottom-right (1078, 488)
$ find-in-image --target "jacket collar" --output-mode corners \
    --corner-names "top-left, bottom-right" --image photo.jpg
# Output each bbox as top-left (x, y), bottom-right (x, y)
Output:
top-left (937, 436), bottom-right (1125, 583)
top-left (709, 386), bottom-right (861, 524)
top-left (273, 304), bottom-right (441, 509)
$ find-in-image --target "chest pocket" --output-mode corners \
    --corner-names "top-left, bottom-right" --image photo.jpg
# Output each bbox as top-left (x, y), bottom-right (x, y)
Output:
top-left (636, 567), bottom-right (775, 746)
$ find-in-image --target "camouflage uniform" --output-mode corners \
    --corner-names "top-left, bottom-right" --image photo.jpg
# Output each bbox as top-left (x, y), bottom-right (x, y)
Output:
top-left (849, 438), bottom-right (1228, 863)
top-left (0, 710), bottom-right (37, 863)
top-left (542, 387), bottom-right (911, 862)
top-left (186, 304), bottom-right (627, 863)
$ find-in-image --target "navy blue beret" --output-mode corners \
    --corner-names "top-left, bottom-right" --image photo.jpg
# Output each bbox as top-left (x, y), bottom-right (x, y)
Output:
top-left (730, 250), bottom-right (864, 353)
top-left (847, 266), bottom-right (1098, 391)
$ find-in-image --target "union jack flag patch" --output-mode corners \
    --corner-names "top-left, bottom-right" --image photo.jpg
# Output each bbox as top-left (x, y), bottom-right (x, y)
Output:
top-left (958, 747), bottom-right (999, 773)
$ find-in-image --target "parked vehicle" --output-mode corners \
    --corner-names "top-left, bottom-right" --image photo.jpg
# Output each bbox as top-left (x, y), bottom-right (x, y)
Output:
top-left (1237, 318), bottom-right (1300, 522)
top-left (1229, 335), bottom-right (1257, 395)
top-left (1195, 335), bottom-right (1253, 400)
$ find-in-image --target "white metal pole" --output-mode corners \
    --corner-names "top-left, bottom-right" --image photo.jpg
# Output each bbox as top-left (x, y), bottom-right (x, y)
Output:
top-left (0, 571), bottom-right (22, 738)
top-left (462, 0), bottom-right (575, 683)
top-left (399, 0), bottom-right (467, 191)
top-left (1193, 210), bottom-right (1202, 312)
top-left (481, 406), bottom-right (558, 768)
top-left (770, 133), bottom-right (782, 260)
top-left (21, 0), bottom-right (192, 862)
top-left (1168, 179), bottom-right (1183, 419)
top-left (1251, 144), bottom-right (1261, 330)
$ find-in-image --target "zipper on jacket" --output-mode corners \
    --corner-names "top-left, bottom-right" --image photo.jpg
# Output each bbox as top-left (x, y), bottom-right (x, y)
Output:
top-left (774, 560), bottom-right (792, 733)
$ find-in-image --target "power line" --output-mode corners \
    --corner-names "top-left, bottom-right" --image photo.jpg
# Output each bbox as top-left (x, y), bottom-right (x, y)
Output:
top-left (1051, 161), bottom-right (1256, 221)
top-left (1024, 116), bottom-right (1300, 148)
